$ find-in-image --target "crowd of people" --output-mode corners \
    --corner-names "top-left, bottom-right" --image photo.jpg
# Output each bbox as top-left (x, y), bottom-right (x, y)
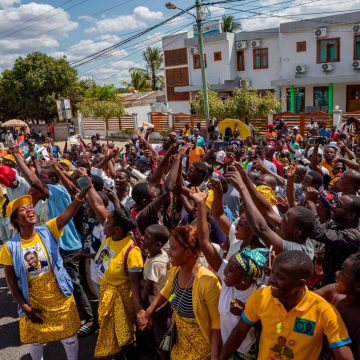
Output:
top-left (0, 116), bottom-right (359, 360)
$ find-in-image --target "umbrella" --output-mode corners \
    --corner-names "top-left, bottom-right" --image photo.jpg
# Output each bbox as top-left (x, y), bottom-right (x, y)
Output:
top-left (1, 119), bottom-right (28, 128)
top-left (218, 119), bottom-right (251, 139)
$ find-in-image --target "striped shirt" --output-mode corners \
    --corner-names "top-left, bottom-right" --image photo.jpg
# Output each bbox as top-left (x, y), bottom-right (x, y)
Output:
top-left (171, 273), bottom-right (195, 318)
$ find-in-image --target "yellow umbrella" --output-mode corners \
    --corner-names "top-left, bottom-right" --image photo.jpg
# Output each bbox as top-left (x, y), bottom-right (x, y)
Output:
top-left (218, 119), bottom-right (251, 139)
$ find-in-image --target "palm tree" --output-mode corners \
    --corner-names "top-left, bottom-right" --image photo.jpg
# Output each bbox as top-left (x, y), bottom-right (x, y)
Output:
top-left (222, 15), bottom-right (241, 33)
top-left (143, 47), bottom-right (164, 90)
top-left (120, 69), bottom-right (150, 91)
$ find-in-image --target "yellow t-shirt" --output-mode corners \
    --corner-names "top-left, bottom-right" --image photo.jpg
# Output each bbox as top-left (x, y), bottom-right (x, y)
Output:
top-left (0, 186), bottom-right (7, 218)
top-left (320, 160), bottom-right (334, 178)
top-left (189, 147), bottom-right (205, 165)
top-left (242, 286), bottom-right (351, 360)
top-left (94, 235), bottom-right (143, 286)
top-left (0, 218), bottom-right (63, 285)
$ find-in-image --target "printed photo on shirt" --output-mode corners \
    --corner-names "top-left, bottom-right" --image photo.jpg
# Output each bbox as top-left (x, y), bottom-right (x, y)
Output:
top-left (22, 243), bottom-right (49, 279)
top-left (95, 244), bottom-right (114, 278)
top-left (269, 336), bottom-right (294, 360)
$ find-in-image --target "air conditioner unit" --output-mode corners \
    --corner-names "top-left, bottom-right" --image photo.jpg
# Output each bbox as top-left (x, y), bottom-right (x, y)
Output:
top-left (235, 41), bottom-right (247, 50)
top-left (240, 79), bottom-right (251, 87)
top-left (251, 40), bottom-right (261, 48)
top-left (353, 60), bottom-right (360, 70)
top-left (314, 27), bottom-right (327, 38)
top-left (190, 47), bottom-right (199, 55)
top-left (322, 63), bottom-right (334, 72)
top-left (353, 24), bottom-right (360, 33)
top-left (296, 65), bottom-right (306, 74)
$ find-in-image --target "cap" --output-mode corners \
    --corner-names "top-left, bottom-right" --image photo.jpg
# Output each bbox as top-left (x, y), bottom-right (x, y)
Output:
top-left (59, 159), bottom-right (72, 169)
top-left (268, 124), bottom-right (274, 129)
top-left (2, 154), bottom-right (15, 163)
top-left (293, 126), bottom-right (299, 131)
top-left (6, 195), bottom-right (32, 218)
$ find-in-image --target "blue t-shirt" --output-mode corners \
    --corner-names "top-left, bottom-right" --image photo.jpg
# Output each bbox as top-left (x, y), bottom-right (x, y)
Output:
top-left (319, 128), bottom-right (331, 138)
top-left (52, 144), bottom-right (60, 159)
top-left (195, 136), bottom-right (206, 148)
top-left (47, 184), bottom-right (82, 251)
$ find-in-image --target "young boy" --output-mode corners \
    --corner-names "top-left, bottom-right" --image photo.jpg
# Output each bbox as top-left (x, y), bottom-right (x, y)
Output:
top-left (142, 224), bottom-right (171, 360)
top-left (219, 250), bottom-right (354, 360)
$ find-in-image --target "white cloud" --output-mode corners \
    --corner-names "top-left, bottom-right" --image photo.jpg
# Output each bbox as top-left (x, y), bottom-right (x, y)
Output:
top-left (241, 0), bottom-right (360, 30)
top-left (52, 35), bottom-right (128, 63)
top-left (78, 15), bottom-right (93, 22)
top-left (85, 6), bottom-right (164, 34)
top-left (0, 0), bottom-right (20, 9)
top-left (208, 5), bottom-right (225, 17)
top-left (0, 2), bottom-right (77, 71)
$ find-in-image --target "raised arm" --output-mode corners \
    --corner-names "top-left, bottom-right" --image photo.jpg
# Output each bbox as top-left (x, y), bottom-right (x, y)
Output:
top-left (86, 185), bottom-right (109, 225)
top-left (56, 187), bottom-right (89, 230)
top-left (209, 178), bottom-right (231, 236)
top-left (49, 157), bottom-right (79, 196)
top-left (238, 164), bottom-right (282, 228)
top-left (94, 147), bottom-right (119, 170)
top-left (190, 187), bottom-right (222, 272)
top-left (8, 145), bottom-right (49, 198)
top-left (254, 156), bottom-right (285, 186)
top-left (226, 165), bottom-right (285, 254)
top-left (286, 164), bottom-right (296, 208)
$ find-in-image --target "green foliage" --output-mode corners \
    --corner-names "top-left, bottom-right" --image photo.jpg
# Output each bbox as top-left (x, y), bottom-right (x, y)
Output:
top-left (191, 86), bottom-right (282, 120)
top-left (125, 47), bottom-right (164, 91)
top-left (221, 15), bottom-right (241, 33)
top-left (84, 83), bottom-right (119, 101)
top-left (78, 98), bottom-right (124, 120)
top-left (191, 89), bottom-right (226, 119)
top-left (0, 52), bottom-right (79, 122)
top-left (120, 69), bottom-right (151, 91)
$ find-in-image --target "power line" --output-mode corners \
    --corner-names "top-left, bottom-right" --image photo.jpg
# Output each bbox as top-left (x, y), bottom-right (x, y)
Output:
top-left (70, 5), bottom-right (197, 67)
top-left (0, 0), bottom-right (89, 41)
top-left (0, 0), bottom-right (74, 38)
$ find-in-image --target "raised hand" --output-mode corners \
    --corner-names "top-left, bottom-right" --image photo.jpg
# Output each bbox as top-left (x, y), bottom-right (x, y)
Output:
top-left (287, 163), bottom-right (296, 179)
top-left (189, 186), bottom-right (208, 204)
top-left (225, 165), bottom-right (243, 188)
top-left (305, 186), bottom-right (319, 202)
top-left (8, 144), bottom-right (19, 155)
top-left (208, 178), bottom-right (223, 195)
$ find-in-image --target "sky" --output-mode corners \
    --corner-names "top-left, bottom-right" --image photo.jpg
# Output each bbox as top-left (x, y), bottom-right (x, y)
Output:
top-left (0, 0), bottom-right (360, 85)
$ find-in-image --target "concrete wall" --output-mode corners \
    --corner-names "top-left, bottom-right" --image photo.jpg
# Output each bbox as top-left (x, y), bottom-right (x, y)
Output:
top-left (125, 105), bottom-right (151, 127)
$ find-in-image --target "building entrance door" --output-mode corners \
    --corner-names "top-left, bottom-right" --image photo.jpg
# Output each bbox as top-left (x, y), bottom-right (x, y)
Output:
top-left (347, 85), bottom-right (360, 111)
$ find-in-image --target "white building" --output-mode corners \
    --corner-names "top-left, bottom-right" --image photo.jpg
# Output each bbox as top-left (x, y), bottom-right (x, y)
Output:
top-left (162, 11), bottom-right (360, 115)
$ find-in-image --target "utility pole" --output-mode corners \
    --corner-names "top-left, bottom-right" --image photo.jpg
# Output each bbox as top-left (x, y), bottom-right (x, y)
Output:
top-left (165, 1), bottom-right (210, 129)
top-left (195, 0), bottom-right (210, 130)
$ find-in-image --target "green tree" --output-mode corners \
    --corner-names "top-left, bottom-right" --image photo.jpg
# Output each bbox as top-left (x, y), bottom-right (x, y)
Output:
top-left (229, 87), bottom-right (283, 119)
top-left (221, 15), bottom-right (241, 33)
top-left (120, 69), bottom-right (151, 92)
top-left (84, 83), bottom-right (119, 100)
top-left (191, 86), bottom-right (282, 120)
top-left (131, 47), bottom-right (164, 90)
top-left (191, 89), bottom-right (225, 119)
top-left (0, 52), bottom-right (79, 122)
top-left (78, 97), bottom-right (124, 142)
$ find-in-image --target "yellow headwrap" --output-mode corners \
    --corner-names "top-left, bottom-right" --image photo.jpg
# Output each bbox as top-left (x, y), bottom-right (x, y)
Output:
top-left (256, 185), bottom-right (278, 207)
top-left (6, 195), bottom-right (32, 218)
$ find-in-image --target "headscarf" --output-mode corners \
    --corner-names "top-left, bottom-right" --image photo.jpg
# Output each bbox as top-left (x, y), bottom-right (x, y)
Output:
top-left (256, 184), bottom-right (278, 207)
top-left (234, 247), bottom-right (269, 279)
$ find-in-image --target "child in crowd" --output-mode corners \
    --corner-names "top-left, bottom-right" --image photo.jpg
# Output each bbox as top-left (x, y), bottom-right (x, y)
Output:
top-left (142, 224), bottom-right (171, 360)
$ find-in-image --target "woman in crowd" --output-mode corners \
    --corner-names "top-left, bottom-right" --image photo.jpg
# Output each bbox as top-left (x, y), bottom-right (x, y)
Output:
top-left (139, 224), bottom-right (222, 360)
top-left (191, 186), bottom-right (269, 359)
top-left (0, 189), bottom-right (89, 360)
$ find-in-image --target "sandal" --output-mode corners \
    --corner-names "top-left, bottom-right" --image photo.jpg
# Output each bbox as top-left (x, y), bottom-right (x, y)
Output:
top-left (77, 323), bottom-right (97, 337)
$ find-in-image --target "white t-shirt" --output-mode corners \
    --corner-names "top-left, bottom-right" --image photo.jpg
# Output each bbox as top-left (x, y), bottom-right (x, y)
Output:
top-left (90, 222), bottom-right (105, 284)
top-left (217, 260), bottom-right (258, 354)
top-left (143, 249), bottom-right (169, 303)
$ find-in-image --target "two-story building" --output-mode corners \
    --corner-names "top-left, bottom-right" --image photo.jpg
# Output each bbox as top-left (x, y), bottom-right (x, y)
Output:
top-left (162, 11), bottom-right (360, 115)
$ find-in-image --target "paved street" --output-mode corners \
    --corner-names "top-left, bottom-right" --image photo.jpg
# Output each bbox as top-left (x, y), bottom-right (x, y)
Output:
top-left (0, 267), bottom-right (98, 360)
